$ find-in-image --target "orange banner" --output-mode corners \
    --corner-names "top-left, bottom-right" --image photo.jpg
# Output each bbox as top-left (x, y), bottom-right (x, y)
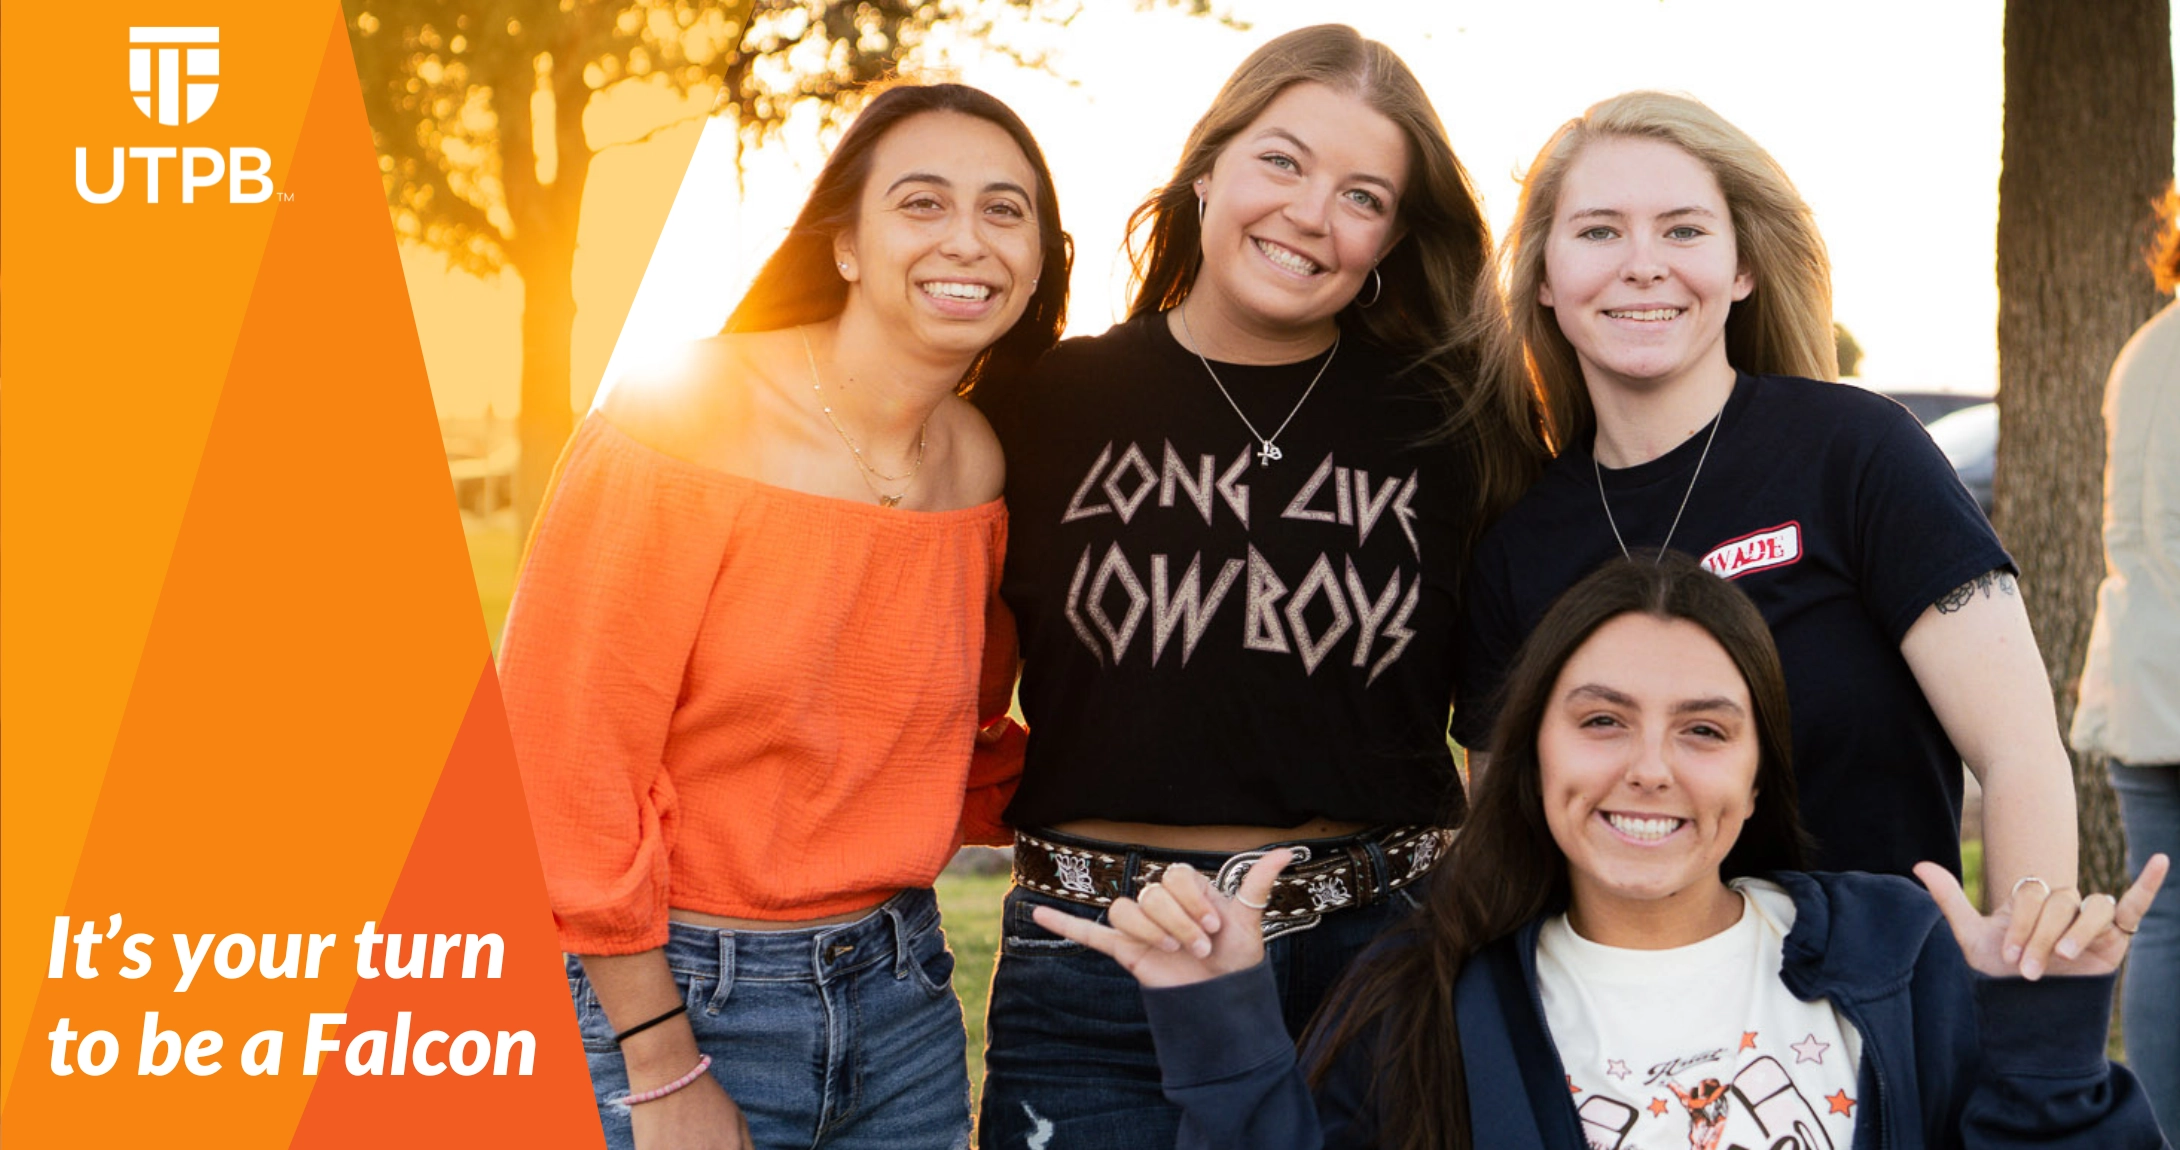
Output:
top-left (2, 3), bottom-right (617, 1143)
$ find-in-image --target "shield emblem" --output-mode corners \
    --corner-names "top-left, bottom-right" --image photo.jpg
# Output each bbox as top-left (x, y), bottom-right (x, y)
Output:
top-left (130, 27), bottom-right (220, 126)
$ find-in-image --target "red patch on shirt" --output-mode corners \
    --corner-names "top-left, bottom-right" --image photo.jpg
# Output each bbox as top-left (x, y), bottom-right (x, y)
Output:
top-left (1701, 522), bottom-right (1803, 580)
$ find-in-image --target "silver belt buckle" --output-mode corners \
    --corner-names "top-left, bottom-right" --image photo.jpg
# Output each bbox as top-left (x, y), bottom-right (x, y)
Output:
top-left (1215, 845), bottom-right (1322, 940)
top-left (1213, 844), bottom-right (1312, 896)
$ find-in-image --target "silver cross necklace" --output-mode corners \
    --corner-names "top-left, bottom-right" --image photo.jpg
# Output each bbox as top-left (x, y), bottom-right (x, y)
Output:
top-left (1176, 303), bottom-right (1339, 467)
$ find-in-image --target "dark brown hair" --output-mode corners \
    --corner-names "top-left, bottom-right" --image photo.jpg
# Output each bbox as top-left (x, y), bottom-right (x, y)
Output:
top-left (1303, 554), bottom-right (1810, 1150)
top-left (723, 82), bottom-right (1072, 394)
top-left (1124, 24), bottom-right (1543, 535)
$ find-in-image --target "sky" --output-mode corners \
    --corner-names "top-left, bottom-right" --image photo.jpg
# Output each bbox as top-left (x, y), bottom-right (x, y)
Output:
top-left (406, 0), bottom-right (2180, 421)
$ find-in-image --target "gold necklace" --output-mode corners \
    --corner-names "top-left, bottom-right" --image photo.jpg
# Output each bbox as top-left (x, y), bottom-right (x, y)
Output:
top-left (800, 326), bottom-right (928, 508)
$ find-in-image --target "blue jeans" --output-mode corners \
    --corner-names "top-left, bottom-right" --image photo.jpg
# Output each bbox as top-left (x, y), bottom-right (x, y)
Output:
top-left (2112, 761), bottom-right (2179, 1137)
top-left (570, 889), bottom-right (971, 1150)
top-left (976, 838), bottom-right (1426, 1150)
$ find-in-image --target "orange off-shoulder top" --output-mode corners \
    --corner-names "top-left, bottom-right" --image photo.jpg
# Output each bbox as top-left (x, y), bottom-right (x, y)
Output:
top-left (498, 417), bottom-right (1023, 955)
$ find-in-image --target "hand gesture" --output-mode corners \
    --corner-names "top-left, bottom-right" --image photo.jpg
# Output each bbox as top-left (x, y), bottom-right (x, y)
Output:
top-left (1914, 853), bottom-right (2168, 980)
top-left (1031, 849), bottom-right (1296, 989)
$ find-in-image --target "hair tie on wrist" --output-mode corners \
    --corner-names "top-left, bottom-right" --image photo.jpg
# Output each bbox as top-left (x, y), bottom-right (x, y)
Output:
top-left (613, 1003), bottom-right (688, 1046)
top-left (614, 1054), bottom-right (712, 1108)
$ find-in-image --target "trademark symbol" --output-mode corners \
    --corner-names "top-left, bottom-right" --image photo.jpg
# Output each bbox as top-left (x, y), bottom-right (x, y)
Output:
top-left (278, 191), bottom-right (296, 202)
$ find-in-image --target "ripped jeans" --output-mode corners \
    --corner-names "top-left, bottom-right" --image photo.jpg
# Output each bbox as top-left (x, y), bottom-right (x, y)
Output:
top-left (570, 888), bottom-right (971, 1150)
top-left (976, 874), bottom-right (1422, 1150)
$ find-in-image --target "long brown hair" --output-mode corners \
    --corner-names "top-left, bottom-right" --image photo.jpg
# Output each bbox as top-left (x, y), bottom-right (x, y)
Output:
top-left (1125, 24), bottom-right (1543, 533)
top-left (724, 82), bottom-right (1072, 395)
top-left (1303, 554), bottom-right (1811, 1150)
top-left (1490, 91), bottom-right (1838, 454)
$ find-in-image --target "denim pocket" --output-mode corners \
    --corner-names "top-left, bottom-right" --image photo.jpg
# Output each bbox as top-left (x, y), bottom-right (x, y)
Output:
top-left (906, 925), bottom-right (958, 998)
top-left (564, 959), bottom-right (620, 1054)
top-left (1000, 888), bottom-right (1093, 957)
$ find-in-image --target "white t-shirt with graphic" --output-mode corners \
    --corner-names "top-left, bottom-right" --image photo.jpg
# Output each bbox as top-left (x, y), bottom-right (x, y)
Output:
top-left (1537, 878), bottom-right (1863, 1150)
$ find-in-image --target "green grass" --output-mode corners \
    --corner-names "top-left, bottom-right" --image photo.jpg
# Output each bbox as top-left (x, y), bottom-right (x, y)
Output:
top-left (1962, 836), bottom-right (1985, 911)
top-left (936, 870), bottom-right (1009, 1104)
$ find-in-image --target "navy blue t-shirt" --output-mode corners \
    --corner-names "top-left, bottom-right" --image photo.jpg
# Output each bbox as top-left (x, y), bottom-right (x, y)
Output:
top-left (980, 310), bottom-right (1473, 830)
top-left (1451, 374), bottom-right (2013, 877)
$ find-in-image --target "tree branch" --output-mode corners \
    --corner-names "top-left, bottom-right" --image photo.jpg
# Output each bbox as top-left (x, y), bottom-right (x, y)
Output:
top-left (594, 107), bottom-right (717, 154)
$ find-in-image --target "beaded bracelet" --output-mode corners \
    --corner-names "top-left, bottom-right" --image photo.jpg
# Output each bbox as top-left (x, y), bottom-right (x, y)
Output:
top-left (614, 1054), bottom-right (712, 1109)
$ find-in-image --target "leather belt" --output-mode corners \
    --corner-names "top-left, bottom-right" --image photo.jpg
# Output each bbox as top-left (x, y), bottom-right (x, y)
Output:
top-left (1012, 825), bottom-right (1450, 940)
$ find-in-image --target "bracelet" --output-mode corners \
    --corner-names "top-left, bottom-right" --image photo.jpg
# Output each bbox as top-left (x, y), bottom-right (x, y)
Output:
top-left (614, 1054), bottom-right (712, 1109)
top-left (613, 1003), bottom-right (688, 1046)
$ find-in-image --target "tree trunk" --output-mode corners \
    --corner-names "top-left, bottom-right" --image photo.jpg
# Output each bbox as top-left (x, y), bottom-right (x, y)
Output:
top-left (498, 22), bottom-right (596, 549)
top-left (513, 234), bottom-right (578, 547)
top-left (1996, 0), bottom-right (2173, 896)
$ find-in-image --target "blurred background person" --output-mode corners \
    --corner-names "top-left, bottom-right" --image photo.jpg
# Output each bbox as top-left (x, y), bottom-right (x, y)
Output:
top-left (2073, 184), bottom-right (2180, 1138)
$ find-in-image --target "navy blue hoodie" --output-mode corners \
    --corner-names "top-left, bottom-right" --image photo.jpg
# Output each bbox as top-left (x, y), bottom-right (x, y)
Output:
top-left (1142, 871), bottom-right (2167, 1149)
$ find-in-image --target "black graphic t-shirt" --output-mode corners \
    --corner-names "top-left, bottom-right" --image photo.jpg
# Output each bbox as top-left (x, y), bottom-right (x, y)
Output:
top-left (980, 310), bottom-right (1472, 829)
top-left (1452, 374), bottom-right (2013, 877)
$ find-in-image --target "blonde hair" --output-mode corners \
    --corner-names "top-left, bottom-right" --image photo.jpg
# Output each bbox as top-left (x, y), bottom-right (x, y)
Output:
top-left (1492, 91), bottom-right (1838, 453)
top-left (1127, 24), bottom-right (1544, 533)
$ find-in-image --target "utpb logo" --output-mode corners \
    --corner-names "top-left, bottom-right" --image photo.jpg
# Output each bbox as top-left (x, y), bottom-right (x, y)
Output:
top-left (130, 26), bottom-right (219, 125)
top-left (75, 23), bottom-right (278, 205)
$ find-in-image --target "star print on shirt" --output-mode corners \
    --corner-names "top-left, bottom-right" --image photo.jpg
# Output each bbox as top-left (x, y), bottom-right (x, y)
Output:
top-left (1568, 1075), bottom-right (1580, 1094)
top-left (1648, 1097), bottom-right (1670, 1118)
top-left (1828, 1089), bottom-right (1857, 1117)
top-left (1739, 1030), bottom-right (1759, 1051)
top-left (1792, 1034), bottom-right (1831, 1065)
top-left (1607, 1059), bottom-right (1631, 1080)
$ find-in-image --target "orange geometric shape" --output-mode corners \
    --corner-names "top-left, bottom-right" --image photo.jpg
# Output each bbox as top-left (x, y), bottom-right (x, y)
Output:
top-left (288, 662), bottom-right (600, 1145)
top-left (0, 1), bottom-right (329, 1103)
top-left (1, 7), bottom-right (488, 1141)
top-left (1828, 1088), bottom-right (1857, 1116)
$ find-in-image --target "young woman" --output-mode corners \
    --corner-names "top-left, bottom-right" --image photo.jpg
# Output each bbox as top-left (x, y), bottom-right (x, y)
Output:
top-left (496, 83), bottom-right (1069, 1150)
top-left (1044, 554), bottom-right (2169, 1150)
top-left (972, 23), bottom-right (1543, 1149)
top-left (1448, 92), bottom-right (2080, 922)
top-left (2072, 184), bottom-right (2180, 1134)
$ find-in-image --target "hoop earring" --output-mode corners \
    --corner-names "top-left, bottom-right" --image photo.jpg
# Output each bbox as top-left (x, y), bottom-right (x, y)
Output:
top-left (1356, 265), bottom-right (1383, 309)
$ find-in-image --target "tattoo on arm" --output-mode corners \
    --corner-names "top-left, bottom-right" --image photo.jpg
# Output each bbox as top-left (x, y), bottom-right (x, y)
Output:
top-left (1934, 569), bottom-right (2018, 614)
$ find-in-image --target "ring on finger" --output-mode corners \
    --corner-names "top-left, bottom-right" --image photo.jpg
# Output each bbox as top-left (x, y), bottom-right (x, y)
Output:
top-left (1235, 892), bottom-right (1270, 911)
top-left (2010, 876), bottom-right (2050, 899)
top-left (2117, 919), bottom-right (2141, 935)
top-left (2083, 892), bottom-right (2119, 914)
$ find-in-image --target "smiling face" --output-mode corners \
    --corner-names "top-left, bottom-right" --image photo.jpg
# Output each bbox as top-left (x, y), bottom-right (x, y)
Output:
top-left (834, 111), bottom-right (1044, 366)
top-left (1189, 82), bottom-right (1408, 348)
top-left (1539, 136), bottom-right (1753, 404)
top-left (1538, 612), bottom-right (1759, 944)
